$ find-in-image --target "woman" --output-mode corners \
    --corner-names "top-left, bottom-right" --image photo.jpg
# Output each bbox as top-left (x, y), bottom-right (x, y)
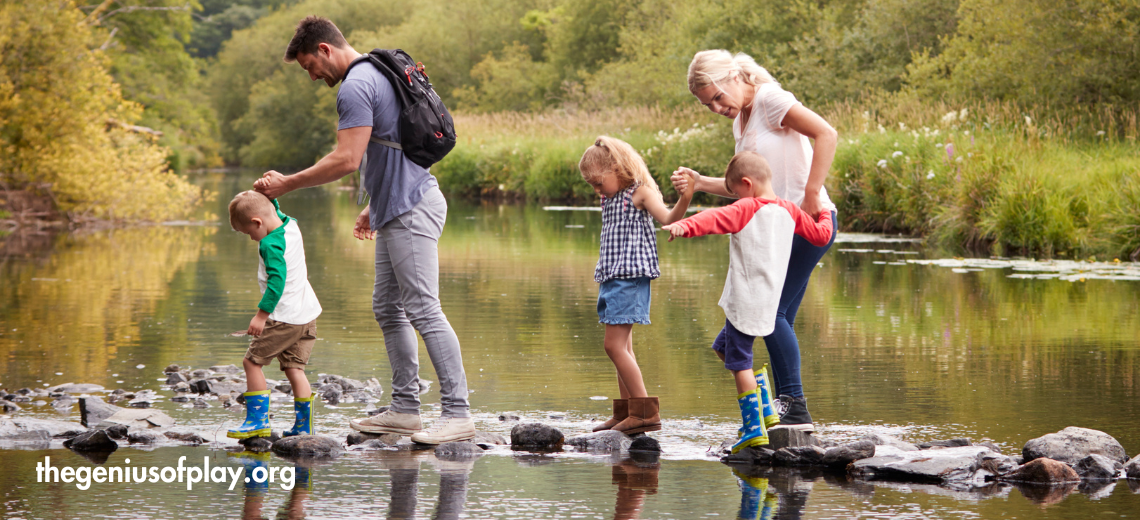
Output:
top-left (671, 50), bottom-right (838, 432)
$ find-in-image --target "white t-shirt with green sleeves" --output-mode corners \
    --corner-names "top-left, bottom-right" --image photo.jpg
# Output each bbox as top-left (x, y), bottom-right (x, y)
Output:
top-left (257, 200), bottom-right (321, 325)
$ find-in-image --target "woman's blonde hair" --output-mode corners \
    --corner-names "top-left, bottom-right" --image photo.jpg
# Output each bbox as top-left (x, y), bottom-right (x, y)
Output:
top-left (578, 136), bottom-right (660, 194)
top-left (687, 50), bottom-right (776, 95)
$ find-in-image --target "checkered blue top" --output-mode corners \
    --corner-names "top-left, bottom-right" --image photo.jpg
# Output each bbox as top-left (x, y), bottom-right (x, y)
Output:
top-left (594, 183), bottom-right (660, 283)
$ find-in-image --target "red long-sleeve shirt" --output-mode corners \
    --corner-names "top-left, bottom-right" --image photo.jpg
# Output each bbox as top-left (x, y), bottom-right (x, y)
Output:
top-left (673, 198), bottom-right (833, 245)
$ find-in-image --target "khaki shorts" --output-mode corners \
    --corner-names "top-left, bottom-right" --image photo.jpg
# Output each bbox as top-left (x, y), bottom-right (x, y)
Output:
top-left (245, 319), bottom-right (316, 370)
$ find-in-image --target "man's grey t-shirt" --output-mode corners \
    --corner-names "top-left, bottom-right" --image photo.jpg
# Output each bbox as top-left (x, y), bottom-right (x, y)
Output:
top-left (337, 61), bottom-right (437, 230)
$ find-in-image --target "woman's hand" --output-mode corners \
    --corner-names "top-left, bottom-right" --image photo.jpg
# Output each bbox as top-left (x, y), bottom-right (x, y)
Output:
top-left (800, 190), bottom-right (825, 220)
top-left (353, 207), bottom-right (375, 240)
top-left (253, 170), bottom-right (290, 199)
top-left (671, 167), bottom-right (701, 195)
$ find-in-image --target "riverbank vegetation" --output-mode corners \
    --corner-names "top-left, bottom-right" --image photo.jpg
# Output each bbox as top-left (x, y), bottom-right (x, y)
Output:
top-left (2, 0), bottom-right (1137, 256)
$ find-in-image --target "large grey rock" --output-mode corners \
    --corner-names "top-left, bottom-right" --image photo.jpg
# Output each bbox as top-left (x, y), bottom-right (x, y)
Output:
top-left (850, 445), bottom-right (1016, 484)
top-left (238, 436), bottom-right (274, 453)
top-left (1, 400), bottom-right (20, 413)
top-left (105, 424), bottom-right (129, 440)
top-left (0, 417), bottom-right (86, 441)
top-left (1022, 427), bottom-right (1128, 465)
top-left (95, 408), bottom-right (175, 429)
top-left (768, 428), bottom-right (818, 450)
top-left (1073, 454), bottom-right (1123, 481)
top-left (165, 372), bottom-right (188, 385)
top-left (319, 384), bottom-right (342, 405)
top-left (63, 430), bottom-right (118, 452)
top-left (79, 397), bottom-right (123, 427)
top-left (629, 436), bottom-right (661, 453)
top-left (823, 440), bottom-right (877, 467)
top-left (273, 435), bottom-right (344, 458)
top-left (318, 374), bottom-right (365, 392)
top-left (510, 423), bottom-right (564, 450)
top-left (435, 441), bottom-right (484, 460)
top-left (48, 383), bottom-right (105, 394)
top-left (1126, 455), bottom-right (1140, 480)
top-left (859, 433), bottom-right (919, 452)
top-left (164, 431), bottom-right (206, 445)
top-left (998, 457), bottom-right (1081, 484)
top-left (127, 430), bottom-right (160, 444)
top-left (566, 430), bottom-right (632, 452)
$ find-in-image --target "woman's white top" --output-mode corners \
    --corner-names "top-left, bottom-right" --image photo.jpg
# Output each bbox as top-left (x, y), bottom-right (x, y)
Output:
top-left (734, 83), bottom-right (836, 211)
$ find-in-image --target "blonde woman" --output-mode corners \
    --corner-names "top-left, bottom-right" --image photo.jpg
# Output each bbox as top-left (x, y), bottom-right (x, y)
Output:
top-left (671, 50), bottom-right (838, 432)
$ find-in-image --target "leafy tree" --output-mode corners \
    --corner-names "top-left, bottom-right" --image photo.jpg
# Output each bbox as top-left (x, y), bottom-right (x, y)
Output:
top-left (188, 0), bottom-right (300, 59)
top-left (1, 0), bottom-right (204, 221)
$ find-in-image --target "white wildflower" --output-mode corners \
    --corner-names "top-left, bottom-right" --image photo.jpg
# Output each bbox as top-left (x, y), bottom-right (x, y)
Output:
top-left (878, 125), bottom-right (886, 134)
top-left (964, 130), bottom-right (970, 135)
top-left (959, 108), bottom-right (968, 120)
top-left (899, 122), bottom-right (907, 131)
top-left (941, 111), bottom-right (957, 124)
top-left (1097, 130), bottom-right (1106, 136)
top-left (926, 171), bottom-right (935, 180)
top-left (1024, 116), bottom-right (1032, 126)
top-left (862, 111), bottom-right (871, 120)
top-left (892, 151), bottom-right (903, 158)
top-left (877, 159), bottom-right (888, 168)
top-left (955, 156), bottom-right (963, 162)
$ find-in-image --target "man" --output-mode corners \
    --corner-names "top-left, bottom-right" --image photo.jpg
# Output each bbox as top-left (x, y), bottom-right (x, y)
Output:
top-left (253, 16), bottom-right (474, 444)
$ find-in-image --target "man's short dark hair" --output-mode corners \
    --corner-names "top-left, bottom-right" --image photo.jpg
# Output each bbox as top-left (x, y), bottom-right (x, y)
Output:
top-left (284, 16), bottom-right (348, 62)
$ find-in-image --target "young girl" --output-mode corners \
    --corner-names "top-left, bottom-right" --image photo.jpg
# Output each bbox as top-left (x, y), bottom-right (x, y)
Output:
top-left (579, 136), bottom-right (695, 434)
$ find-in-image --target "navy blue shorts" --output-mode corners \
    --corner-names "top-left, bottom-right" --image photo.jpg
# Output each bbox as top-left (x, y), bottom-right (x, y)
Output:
top-left (597, 277), bottom-right (652, 325)
top-left (712, 318), bottom-right (756, 371)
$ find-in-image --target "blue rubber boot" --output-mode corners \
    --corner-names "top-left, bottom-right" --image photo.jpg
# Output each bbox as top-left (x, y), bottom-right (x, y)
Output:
top-left (739, 364), bottom-right (780, 438)
top-left (760, 491), bottom-right (777, 520)
top-left (282, 395), bottom-right (314, 437)
top-left (731, 389), bottom-right (768, 454)
top-left (732, 469), bottom-right (768, 520)
top-left (755, 364), bottom-right (780, 428)
top-left (227, 390), bottom-right (271, 439)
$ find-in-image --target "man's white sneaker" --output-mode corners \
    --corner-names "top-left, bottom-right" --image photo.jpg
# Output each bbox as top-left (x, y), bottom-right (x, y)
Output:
top-left (350, 410), bottom-right (423, 434)
top-left (409, 416), bottom-right (476, 445)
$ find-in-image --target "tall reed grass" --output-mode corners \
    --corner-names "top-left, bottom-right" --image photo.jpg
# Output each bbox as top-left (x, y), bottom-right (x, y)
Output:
top-left (434, 99), bottom-right (1140, 258)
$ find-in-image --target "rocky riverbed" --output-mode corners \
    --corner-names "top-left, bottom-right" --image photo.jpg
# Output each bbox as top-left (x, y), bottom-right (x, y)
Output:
top-left (2, 364), bottom-right (1138, 506)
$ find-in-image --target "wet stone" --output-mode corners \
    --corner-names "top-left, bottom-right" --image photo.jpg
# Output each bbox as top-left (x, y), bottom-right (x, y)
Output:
top-left (434, 440), bottom-right (484, 460)
top-left (918, 438), bottom-right (971, 450)
top-left (48, 383), bottom-right (105, 394)
top-left (1022, 426), bottom-right (1128, 465)
top-left (822, 440), bottom-right (876, 467)
top-left (190, 369), bottom-right (211, 379)
top-left (629, 435), bottom-right (661, 453)
top-left (1073, 454), bottom-right (1123, 481)
top-left (510, 423), bottom-right (564, 450)
top-left (105, 424), bottom-right (129, 440)
top-left (367, 405), bottom-right (390, 416)
top-left (78, 398), bottom-right (122, 428)
top-left (162, 364), bottom-right (181, 374)
top-left (346, 431), bottom-right (402, 447)
top-left (53, 430), bottom-right (86, 439)
top-left (498, 414), bottom-right (520, 422)
top-left (319, 385), bottom-right (342, 405)
top-left (566, 430), bottom-right (632, 452)
top-left (63, 430), bottom-right (118, 452)
top-left (128, 431), bottom-right (160, 444)
top-left (0, 400), bottom-right (20, 413)
top-left (165, 372), bottom-right (188, 385)
top-left (210, 364), bottom-right (241, 374)
top-left (472, 431), bottom-right (508, 446)
top-left (998, 457), bottom-right (1082, 484)
top-left (273, 435), bottom-right (343, 458)
top-left (164, 431), bottom-right (205, 445)
top-left (239, 436), bottom-right (274, 453)
top-left (721, 446), bottom-right (774, 465)
top-left (1126, 455), bottom-right (1140, 480)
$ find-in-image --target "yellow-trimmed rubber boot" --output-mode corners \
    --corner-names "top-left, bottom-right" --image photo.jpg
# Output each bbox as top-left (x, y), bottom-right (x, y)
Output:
top-left (282, 395), bottom-right (314, 437)
top-left (731, 389), bottom-right (768, 454)
top-left (227, 390), bottom-right (271, 439)
top-left (755, 364), bottom-right (779, 428)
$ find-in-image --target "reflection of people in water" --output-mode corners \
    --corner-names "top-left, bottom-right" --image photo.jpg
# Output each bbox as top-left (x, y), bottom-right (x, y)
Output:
top-left (233, 452), bottom-right (311, 520)
top-left (612, 454), bottom-right (661, 520)
top-left (733, 469), bottom-right (777, 520)
top-left (380, 452), bottom-right (474, 520)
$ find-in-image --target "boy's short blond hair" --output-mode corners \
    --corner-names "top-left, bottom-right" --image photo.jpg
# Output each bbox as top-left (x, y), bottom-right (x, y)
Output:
top-left (228, 190), bottom-right (275, 231)
top-left (725, 151), bottom-right (773, 188)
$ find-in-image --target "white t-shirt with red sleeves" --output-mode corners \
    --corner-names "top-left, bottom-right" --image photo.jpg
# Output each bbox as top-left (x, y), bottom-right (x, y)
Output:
top-left (734, 83), bottom-right (837, 211)
top-left (673, 198), bottom-right (833, 337)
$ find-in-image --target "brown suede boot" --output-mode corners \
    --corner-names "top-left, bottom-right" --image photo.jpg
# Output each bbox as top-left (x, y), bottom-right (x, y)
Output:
top-left (612, 396), bottom-right (661, 434)
top-left (593, 398), bottom-right (629, 432)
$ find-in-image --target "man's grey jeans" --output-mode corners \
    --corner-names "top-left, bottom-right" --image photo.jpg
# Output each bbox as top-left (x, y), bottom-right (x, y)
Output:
top-left (373, 186), bottom-right (469, 418)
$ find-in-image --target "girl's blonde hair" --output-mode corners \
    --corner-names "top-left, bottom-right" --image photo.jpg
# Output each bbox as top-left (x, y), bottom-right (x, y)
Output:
top-left (687, 50), bottom-right (777, 95)
top-left (578, 136), bottom-right (660, 194)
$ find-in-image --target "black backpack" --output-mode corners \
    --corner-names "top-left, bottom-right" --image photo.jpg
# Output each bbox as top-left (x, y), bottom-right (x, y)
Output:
top-left (345, 49), bottom-right (456, 169)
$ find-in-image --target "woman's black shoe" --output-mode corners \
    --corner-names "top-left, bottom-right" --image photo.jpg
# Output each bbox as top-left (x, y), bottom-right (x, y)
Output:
top-left (769, 395), bottom-right (814, 432)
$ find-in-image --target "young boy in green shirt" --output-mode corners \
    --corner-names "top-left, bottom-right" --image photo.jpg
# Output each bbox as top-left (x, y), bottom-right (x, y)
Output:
top-left (227, 190), bottom-right (322, 439)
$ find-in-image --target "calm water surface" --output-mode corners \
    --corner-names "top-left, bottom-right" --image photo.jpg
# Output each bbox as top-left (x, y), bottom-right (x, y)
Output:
top-left (1, 171), bottom-right (1138, 518)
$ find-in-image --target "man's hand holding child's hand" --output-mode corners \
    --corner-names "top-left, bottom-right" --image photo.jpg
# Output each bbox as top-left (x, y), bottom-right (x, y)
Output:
top-left (248, 311), bottom-right (269, 337)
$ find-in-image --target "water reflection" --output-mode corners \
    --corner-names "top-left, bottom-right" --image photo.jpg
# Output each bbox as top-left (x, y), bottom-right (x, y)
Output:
top-left (611, 453), bottom-right (660, 520)
top-left (235, 452), bottom-right (311, 520)
top-left (369, 451), bottom-right (473, 520)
